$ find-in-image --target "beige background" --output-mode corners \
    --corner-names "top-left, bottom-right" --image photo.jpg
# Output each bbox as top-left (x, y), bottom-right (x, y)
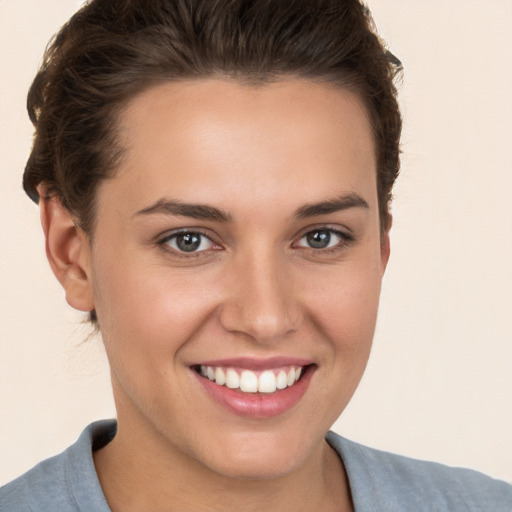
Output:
top-left (1, 0), bottom-right (511, 485)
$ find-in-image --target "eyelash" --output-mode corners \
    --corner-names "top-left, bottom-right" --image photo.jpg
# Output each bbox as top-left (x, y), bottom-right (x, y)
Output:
top-left (157, 226), bottom-right (354, 258)
top-left (157, 229), bottom-right (220, 258)
top-left (294, 226), bottom-right (354, 254)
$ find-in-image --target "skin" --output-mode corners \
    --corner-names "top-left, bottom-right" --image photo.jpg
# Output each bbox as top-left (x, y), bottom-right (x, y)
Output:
top-left (39, 79), bottom-right (390, 511)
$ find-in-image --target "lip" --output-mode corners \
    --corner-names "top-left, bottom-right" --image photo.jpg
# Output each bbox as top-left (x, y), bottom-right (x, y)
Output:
top-left (193, 356), bottom-right (314, 371)
top-left (191, 360), bottom-right (316, 419)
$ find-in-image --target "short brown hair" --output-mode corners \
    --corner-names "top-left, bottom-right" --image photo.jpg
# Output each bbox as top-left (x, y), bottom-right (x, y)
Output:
top-left (24, 0), bottom-right (402, 235)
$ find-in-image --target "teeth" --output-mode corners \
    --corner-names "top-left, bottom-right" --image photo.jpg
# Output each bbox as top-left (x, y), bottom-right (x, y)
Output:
top-left (240, 370), bottom-right (258, 392)
top-left (276, 370), bottom-right (288, 390)
top-left (258, 370), bottom-right (277, 393)
top-left (198, 365), bottom-right (305, 394)
top-left (214, 367), bottom-right (226, 386)
top-left (225, 368), bottom-right (239, 389)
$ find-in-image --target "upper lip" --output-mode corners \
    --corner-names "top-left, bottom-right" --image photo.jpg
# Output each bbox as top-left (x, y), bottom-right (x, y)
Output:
top-left (192, 356), bottom-right (314, 370)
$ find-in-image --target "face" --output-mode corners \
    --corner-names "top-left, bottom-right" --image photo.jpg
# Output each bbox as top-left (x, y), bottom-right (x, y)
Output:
top-left (86, 79), bottom-right (389, 479)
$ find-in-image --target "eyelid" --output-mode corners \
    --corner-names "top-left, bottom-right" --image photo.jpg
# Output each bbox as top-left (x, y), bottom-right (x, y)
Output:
top-left (294, 224), bottom-right (354, 241)
top-left (292, 225), bottom-right (355, 250)
top-left (157, 228), bottom-right (222, 255)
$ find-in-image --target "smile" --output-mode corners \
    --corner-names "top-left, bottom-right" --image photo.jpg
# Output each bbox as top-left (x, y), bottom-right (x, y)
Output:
top-left (197, 365), bottom-right (303, 394)
top-left (191, 358), bottom-right (316, 418)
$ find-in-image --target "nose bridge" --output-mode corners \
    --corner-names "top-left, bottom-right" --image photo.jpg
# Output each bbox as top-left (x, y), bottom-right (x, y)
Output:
top-left (220, 246), bottom-right (300, 342)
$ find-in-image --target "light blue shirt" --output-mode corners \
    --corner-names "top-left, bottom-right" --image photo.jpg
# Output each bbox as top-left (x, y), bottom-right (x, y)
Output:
top-left (1, 420), bottom-right (511, 511)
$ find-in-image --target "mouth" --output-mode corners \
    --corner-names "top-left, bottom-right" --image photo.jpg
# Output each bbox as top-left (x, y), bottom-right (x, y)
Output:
top-left (192, 364), bottom-right (310, 394)
top-left (190, 359), bottom-right (316, 418)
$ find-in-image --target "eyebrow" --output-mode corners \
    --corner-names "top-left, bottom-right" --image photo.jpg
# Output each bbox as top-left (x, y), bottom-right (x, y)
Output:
top-left (134, 199), bottom-right (232, 222)
top-left (134, 192), bottom-right (368, 222)
top-left (294, 193), bottom-right (369, 219)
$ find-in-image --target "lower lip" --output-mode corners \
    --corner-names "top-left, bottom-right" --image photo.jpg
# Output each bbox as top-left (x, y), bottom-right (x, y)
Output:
top-left (193, 366), bottom-right (315, 419)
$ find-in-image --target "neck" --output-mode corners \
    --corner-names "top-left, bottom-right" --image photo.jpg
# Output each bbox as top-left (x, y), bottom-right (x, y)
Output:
top-left (93, 415), bottom-right (353, 512)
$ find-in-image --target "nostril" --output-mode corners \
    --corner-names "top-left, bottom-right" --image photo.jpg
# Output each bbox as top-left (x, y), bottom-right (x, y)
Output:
top-left (219, 301), bottom-right (300, 342)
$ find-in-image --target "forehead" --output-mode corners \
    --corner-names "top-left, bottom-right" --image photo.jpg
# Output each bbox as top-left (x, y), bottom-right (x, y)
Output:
top-left (100, 78), bottom-right (377, 215)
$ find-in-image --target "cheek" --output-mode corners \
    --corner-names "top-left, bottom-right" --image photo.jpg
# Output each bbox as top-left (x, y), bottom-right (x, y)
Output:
top-left (303, 256), bottom-right (383, 405)
top-left (91, 255), bottom-right (220, 360)
top-left (305, 259), bottom-right (382, 346)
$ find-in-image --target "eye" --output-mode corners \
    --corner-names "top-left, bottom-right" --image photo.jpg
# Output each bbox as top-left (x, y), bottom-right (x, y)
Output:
top-left (161, 231), bottom-right (216, 253)
top-left (296, 228), bottom-right (350, 250)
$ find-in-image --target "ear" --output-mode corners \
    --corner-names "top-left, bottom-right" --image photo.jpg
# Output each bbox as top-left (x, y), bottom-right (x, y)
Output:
top-left (380, 213), bottom-right (392, 274)
top-left (36, 184), bottom-right (94, 313)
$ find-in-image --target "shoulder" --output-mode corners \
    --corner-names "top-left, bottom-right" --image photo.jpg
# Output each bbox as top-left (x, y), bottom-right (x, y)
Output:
top-left (0, 420), bottom-right (115, 512)
top-left (326, 431), bottom-right (512, 512)
top-left (1, 449), bottom-right (73, 512)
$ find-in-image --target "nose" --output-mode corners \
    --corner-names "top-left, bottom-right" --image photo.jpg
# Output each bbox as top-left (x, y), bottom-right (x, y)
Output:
top-left (219, 251), bottom-right (302, 343)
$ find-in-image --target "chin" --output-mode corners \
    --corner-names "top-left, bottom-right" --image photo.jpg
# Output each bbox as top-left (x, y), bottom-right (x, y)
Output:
top-left (193, 428), bottom-right (318, 481)
top-left (206, 453), bottom-right (300, 481)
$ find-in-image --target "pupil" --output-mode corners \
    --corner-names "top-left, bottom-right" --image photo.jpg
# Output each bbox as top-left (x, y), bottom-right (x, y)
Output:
top-left (307, 230), bottom-right (330, 249)
top-left (177, 233), bottom-right (201, 252)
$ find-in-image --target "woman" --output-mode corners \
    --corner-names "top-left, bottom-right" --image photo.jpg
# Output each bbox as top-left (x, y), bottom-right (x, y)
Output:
top-left (1, 0), bottom-right (511, 510)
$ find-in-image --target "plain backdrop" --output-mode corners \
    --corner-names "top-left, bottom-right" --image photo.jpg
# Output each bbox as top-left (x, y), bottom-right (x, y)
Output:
top-left (1, 0), bottom-right (511, 485)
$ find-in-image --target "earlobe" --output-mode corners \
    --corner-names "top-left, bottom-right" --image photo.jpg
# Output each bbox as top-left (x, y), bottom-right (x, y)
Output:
top-left (36, 184), bottom-right (94, 313)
